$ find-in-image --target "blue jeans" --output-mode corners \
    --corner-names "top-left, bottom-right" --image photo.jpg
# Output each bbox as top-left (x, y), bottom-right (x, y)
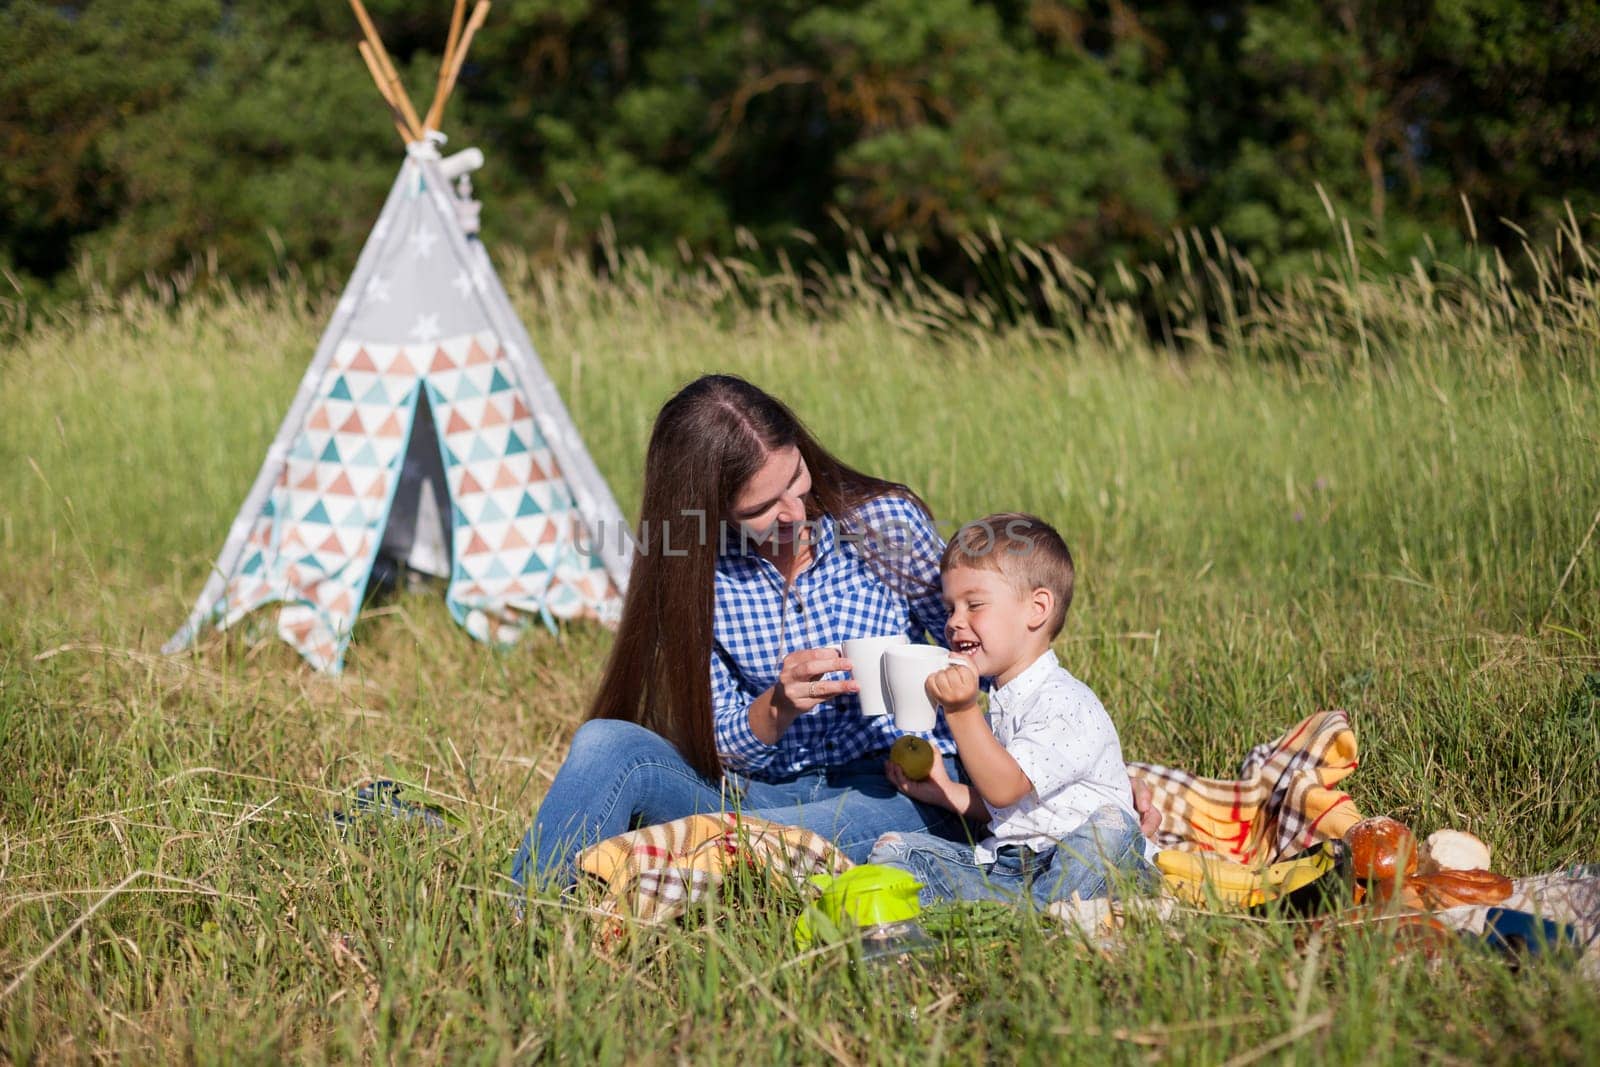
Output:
top-left (511, 719), bottom-right (971, 889)
top-left (867, 805), bottom-right (1151, 909)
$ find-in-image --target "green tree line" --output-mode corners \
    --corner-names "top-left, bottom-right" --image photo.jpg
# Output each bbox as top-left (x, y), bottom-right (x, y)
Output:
top-left (3, 0), bottom-right (1597, 303)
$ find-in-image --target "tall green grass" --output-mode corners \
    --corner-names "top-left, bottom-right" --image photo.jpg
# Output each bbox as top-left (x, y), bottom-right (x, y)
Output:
top-left (2, 224), bottom-right (1598, 1062)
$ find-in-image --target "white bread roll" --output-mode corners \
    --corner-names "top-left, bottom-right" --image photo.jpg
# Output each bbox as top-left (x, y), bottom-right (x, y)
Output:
top-left (1417, 829), bottom-right (1492, 874)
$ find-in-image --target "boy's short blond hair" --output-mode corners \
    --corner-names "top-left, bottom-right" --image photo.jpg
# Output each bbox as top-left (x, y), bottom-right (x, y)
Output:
top-left (939, 512), bottom-right (1075, 638)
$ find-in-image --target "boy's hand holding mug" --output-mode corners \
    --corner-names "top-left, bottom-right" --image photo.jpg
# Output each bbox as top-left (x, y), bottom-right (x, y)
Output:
top-left (924, 656), bottom-right (980, 714)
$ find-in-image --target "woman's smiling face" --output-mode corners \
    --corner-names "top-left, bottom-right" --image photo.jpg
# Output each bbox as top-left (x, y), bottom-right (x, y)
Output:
top-left (730, 445), bottom-right (812, 548)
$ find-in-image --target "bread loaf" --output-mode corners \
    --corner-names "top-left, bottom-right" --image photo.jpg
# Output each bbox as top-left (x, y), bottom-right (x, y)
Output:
top-left (1387, 913), bottom-right (1457, 963)
top-left (1403, 868), bottom-right (1513, 911)
top-left (1345, 816), bottom-right (1418, 884)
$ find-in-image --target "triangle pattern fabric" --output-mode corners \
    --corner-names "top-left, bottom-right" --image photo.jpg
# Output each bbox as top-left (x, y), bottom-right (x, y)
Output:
top-left (164, 147), bottom-right (630, 674)
top-left (421, 331), bottom-right (624, 638)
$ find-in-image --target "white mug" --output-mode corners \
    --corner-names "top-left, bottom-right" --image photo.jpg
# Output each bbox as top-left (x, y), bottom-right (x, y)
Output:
top-left (840, 634), bottom-right (909, 717)
top-left (882, 644), bottom-right (970, 732)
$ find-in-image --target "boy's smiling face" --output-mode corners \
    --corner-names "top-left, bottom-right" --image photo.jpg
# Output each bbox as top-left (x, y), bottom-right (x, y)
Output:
top-left (940, 564), bottom-right (1053, 687)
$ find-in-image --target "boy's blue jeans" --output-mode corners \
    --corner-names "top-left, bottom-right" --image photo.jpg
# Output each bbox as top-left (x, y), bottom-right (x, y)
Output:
top-left (868, 805), bottom-right (1151, 908)
top-left (511, 718), bottom-right (970, 889)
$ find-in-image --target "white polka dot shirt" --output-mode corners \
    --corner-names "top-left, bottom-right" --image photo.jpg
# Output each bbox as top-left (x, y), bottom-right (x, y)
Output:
top-left (975, 649), bottom-right (1135, 864)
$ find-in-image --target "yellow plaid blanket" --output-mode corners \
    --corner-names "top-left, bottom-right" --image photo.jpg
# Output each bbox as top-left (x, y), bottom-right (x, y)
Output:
top-left (576, 812), bottom-right (850, 931)
top-left (1130, 709), bottom-right (1364, 864)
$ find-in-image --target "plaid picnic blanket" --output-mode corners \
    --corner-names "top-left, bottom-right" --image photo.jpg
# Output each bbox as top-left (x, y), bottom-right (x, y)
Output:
top-left (572, 711), bottom-right (1361, 931)
top-left (575, 812), bottom-right (850, 931)
top-left (1130, 710), bottom-right (1364, 865)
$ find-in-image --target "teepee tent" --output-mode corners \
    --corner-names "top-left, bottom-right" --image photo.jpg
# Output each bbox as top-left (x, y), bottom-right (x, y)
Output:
top-left (165, 0), bottom-right (630, 673)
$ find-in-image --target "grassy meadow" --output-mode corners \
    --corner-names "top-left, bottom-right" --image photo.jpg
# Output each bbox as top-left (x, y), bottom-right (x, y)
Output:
top-left (2, 230), bottom-right (1599, 1062)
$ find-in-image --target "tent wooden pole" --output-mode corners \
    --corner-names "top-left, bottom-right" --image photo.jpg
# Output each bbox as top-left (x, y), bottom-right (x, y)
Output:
top-left (435, 0), bottom-right (491, 124)
top-left (348, 0), bottom-right (425, 140)
top-left (358, 41), bottom-right (417, 145)
top-left (424, 0), bottom-right (469, 133)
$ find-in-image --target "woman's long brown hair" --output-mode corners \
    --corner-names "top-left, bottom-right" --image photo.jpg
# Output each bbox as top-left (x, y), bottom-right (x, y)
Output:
top-left (587, 374), bottom-right (931, 779)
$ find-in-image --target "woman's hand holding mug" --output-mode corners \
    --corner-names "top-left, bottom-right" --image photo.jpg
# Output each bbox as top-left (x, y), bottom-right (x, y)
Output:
top-left (774, 647), bottom-right (859, 716)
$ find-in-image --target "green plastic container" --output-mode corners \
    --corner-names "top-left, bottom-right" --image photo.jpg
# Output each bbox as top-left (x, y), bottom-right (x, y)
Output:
top-left (793, 864), bottom-right (924, 949)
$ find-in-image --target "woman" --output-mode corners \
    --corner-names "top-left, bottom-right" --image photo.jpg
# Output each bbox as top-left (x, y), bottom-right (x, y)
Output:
top-left (512, 374), bottom-right (970, 888)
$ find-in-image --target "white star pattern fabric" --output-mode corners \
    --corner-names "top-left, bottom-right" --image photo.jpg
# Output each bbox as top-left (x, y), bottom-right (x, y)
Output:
top-left (973, 649), bottom-right (1136, 864)
top-left (409, 313), bottom-right (441, 341)
top-left (409, 225), bottom-right (440, 258)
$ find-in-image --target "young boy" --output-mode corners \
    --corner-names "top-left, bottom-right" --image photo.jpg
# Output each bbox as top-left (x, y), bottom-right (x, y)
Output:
top-left (871, 513), bottom-right (1147, 907)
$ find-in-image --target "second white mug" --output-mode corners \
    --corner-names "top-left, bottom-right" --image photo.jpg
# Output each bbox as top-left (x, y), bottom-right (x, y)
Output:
top-left (882, 644), bottom-right (966, 731)
top-left (840, 634), bottom-right (909, 717)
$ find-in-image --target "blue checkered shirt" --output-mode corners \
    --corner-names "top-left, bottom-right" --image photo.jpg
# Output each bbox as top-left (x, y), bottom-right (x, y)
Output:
top-left (712, 494), bottom-right (956, 777)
